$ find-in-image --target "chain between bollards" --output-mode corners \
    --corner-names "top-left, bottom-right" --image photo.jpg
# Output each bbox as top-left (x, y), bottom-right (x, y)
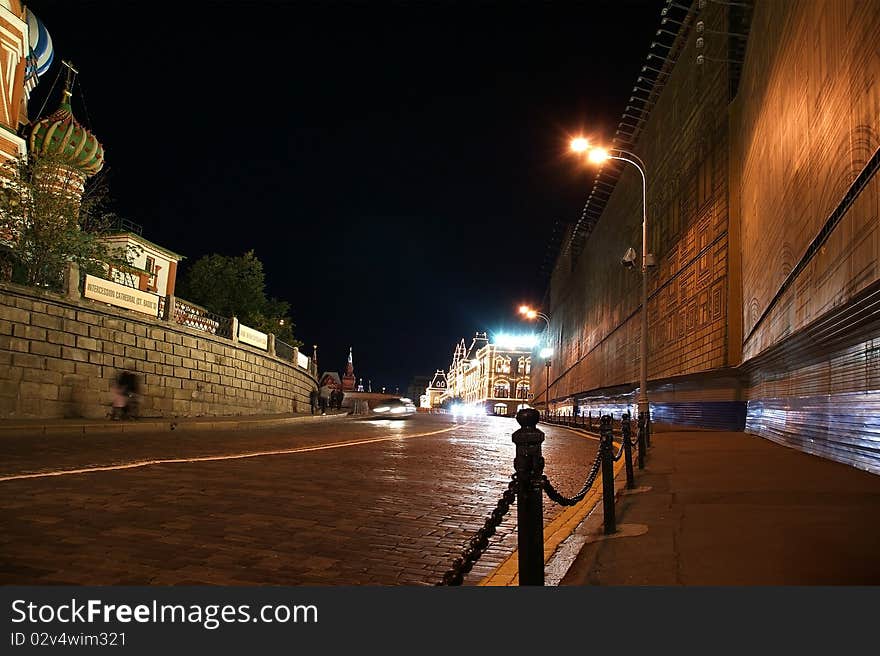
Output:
top-left (513, 408), bottom-right (545, 586)
top-left (599, 415), bottom-right (616, 535)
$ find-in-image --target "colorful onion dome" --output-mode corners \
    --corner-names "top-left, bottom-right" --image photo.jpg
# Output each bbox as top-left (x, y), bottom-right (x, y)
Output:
top-left (25, 9), bottom-right (53, 79)
top-left (29, 91), bottom-right (104, 176)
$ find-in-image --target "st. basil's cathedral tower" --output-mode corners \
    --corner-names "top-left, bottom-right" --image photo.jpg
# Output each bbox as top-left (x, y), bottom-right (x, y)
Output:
top-left (28, 63), bottom-right (105, 201)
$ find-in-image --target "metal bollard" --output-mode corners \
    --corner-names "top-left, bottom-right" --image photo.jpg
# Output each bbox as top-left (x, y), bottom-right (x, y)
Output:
top-left (512, 408), bottom-right (545, 585)
top-left (622, 412), bottom-right (635, 488)
top-left (645, 407), bottom-right (651, 448)
top-left (599, 415), bottom-right (616, 535)
top-left (637, 411), bottom-right (647, 470)
top-left (588, 411), bottom-right (593, 430)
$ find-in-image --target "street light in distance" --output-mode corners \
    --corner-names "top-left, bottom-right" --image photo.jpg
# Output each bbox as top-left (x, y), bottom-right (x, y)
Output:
top-left (518, 305), bottom-right (552, 417)
top-left (569, 136), bottom-right (653, 432)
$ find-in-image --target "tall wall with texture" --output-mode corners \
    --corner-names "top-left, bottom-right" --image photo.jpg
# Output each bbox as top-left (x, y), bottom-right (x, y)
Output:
top-left (544, 1), bottom-right (734, 408)
top-left (540, 0), bottom-right (880, 474)
top-left (733, 0), bottom-right (880, 471)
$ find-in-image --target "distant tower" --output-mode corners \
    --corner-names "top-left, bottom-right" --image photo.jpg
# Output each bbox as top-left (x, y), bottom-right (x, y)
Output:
top-left (341, 347), bottom-right (356, 392)
top-left (357, 377), bottom-right (364, 392)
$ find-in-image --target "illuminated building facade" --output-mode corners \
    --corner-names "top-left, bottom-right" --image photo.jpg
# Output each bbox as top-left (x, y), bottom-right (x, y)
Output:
top-left (422, 369), bottom-right (447, 408)
top-left (441, 331), bottom-right (532, 416)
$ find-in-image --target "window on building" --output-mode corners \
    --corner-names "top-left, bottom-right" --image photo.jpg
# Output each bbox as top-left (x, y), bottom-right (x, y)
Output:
top-left (493, 381), bottom-right (510, 398)
top-left (494, 403), bottom-right (508, 416)
top-left (495, 357), bottom-right (510, 374)
top-left (516, 383), bottom-right (529, 399)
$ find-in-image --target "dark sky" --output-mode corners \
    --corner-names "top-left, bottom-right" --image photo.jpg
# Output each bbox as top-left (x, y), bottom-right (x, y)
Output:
top-left (27, 0), bottom-right (666, 393)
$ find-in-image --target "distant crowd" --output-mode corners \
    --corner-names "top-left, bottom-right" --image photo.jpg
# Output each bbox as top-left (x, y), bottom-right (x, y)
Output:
top-left (310, 385), bottom-right (344, 415)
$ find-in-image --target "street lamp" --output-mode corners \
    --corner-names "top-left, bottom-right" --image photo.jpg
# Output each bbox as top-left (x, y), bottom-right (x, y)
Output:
top-left (570, 139), bottom-right (652, 430)
top-left (519, 305), bottom-right (552, 416)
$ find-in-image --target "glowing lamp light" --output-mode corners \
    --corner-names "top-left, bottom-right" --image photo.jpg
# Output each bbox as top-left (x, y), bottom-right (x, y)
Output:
top-left (540, 347), bottom-right (553, 359)
top-left (518, 305), bottom-right (530, 314)
top-left (526, 310), bottom-right (537, 319)
top-left (493, 333), bottom-right (539, 350)
top-left (570, 137), bottom-right (590, 153)
top-left (588, 147), bottom-right (610, 164)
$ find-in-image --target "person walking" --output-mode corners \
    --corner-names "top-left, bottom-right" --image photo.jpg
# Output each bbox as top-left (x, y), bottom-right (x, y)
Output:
top-left (309, 388), bottom-right (319, 415)
top-left (318, 383), bottom-right (332, 415)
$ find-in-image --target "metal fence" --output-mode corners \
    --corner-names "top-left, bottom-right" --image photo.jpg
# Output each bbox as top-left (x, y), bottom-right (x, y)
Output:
top-left (168, 296), bottom-right (233, 339)
top-left (275, 338), bottom-right (295, 362)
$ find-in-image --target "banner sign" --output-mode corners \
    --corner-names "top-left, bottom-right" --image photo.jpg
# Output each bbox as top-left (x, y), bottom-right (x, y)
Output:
top-left (84, 274), bottom-right (160, 317)
top-left (238, 323), bottom-right (268, 350)
top-left (296, 351), bottom-right (309, 369)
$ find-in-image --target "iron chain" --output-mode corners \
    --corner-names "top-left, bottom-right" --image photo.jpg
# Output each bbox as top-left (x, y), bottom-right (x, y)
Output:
top-left (542, 443), bottom-right (604, 506)
top-left (437, 474), bottom-right (518, 585)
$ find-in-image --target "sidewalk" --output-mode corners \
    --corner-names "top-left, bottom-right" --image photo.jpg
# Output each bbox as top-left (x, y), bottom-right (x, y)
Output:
top-left (0, 409), bottom-right (351, 437)
top-left (558, 428), bottom-right (880, 585)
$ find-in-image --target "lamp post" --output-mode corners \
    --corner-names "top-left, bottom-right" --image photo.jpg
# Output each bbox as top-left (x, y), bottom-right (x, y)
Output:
top-left (570, 140), bottom-right (651, 430)
top-left (518, 306), bottom-right (553, 417)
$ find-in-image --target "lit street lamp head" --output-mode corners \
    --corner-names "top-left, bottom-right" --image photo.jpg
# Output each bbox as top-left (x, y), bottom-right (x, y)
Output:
top-left (570, 137), bottom-right (590, 153)
top-left (587, 147), bottom-right (610, 164)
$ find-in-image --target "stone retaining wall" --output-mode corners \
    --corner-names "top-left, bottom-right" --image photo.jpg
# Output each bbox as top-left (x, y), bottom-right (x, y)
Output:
top-left (0, 282), bottom-right (317, 419)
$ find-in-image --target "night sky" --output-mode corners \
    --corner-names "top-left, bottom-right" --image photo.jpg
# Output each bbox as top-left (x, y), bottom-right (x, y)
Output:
top-left (27, 0), bottom-right (666, 393)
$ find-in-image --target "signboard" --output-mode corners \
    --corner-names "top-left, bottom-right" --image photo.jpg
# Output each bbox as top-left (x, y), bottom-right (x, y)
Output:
top-left (83, 274), bottom-right (161, 317)
top-left (238, 323), bottom-right (268, 350)
top-left (296, 351), bottom-right (310, 369)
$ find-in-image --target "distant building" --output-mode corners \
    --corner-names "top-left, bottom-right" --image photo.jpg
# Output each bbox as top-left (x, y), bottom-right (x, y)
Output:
top-left (341, 347), bottom-right (356, 391)
top-left (423, 370), bottom-right (447, 408)
top-left (440, 331), bottom-right (532, 416)
top-left (99, 221), bottom-right (183, 298)
top-left (319, 371), bottom-right (341, 390)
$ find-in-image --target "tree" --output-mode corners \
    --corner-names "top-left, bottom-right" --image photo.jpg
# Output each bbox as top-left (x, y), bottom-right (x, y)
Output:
top-left (0, 156), bottom-right (135, 289)
top-left (177, 250), bottom-right (301, 346)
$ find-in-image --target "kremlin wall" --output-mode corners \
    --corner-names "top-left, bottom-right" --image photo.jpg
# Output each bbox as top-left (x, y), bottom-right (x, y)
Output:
top-left (540, 0), bottom-right (880, 474)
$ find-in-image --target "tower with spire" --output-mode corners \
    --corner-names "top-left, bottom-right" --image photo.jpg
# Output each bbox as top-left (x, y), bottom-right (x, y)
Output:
top-left (341, 346), bottom-right (356, 392)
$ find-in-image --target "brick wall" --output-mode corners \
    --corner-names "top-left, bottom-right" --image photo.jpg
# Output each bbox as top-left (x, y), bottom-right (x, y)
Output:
top-left (0, 282), bottom-right (317, 419)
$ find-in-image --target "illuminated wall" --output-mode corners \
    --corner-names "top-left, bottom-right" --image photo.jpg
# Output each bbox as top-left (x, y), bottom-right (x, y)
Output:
top-left (542, 0), bottom-right (735, 414)
top-left (733, 0), bottom-right (880, 472)
top-left (542, 0), bottom-right (880, 472)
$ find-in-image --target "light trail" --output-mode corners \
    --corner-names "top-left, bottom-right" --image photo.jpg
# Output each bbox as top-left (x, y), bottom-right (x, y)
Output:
top-left (0, 425), bottom-right (460, 483)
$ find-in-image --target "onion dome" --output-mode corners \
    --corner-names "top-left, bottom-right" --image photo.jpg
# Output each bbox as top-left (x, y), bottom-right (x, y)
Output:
top-left (29, 90), bottom-right (104, 176)
top-left (24, 9), bottom-right (53, 90)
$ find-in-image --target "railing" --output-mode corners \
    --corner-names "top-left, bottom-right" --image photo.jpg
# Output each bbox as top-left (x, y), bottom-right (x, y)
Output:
top-left (168, 296), bottom-right (233, 339)
top-left (275, 338), bottom-right (295, 362)
top-left (438, 408), bottom-right (650, 585)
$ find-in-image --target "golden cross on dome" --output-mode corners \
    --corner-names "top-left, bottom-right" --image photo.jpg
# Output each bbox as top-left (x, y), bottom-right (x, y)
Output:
top-left (61, 60), bottom-right (78, 98)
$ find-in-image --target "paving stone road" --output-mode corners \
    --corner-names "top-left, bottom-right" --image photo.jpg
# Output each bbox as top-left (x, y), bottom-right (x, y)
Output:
top-left (0, 414), bottom-right (599, 585)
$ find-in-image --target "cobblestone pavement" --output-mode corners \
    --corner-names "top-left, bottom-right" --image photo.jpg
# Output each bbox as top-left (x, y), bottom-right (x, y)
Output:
top-left (0, 414), bottom-right (599, 585)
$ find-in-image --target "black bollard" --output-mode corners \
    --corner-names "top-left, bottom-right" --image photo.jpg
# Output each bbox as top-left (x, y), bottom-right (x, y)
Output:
top-left (645, 407), bottom-right (651, 448)
top-left (622, 412), bottom-right (635, 489)
top-left (600, 415), bottom-right (616, 535)
top-left (588, 411), bottom-right (593, 430)
top-left (637, 410), bottom-right (647, 470)
top-left (512, 408), bottom-right (545, 585)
